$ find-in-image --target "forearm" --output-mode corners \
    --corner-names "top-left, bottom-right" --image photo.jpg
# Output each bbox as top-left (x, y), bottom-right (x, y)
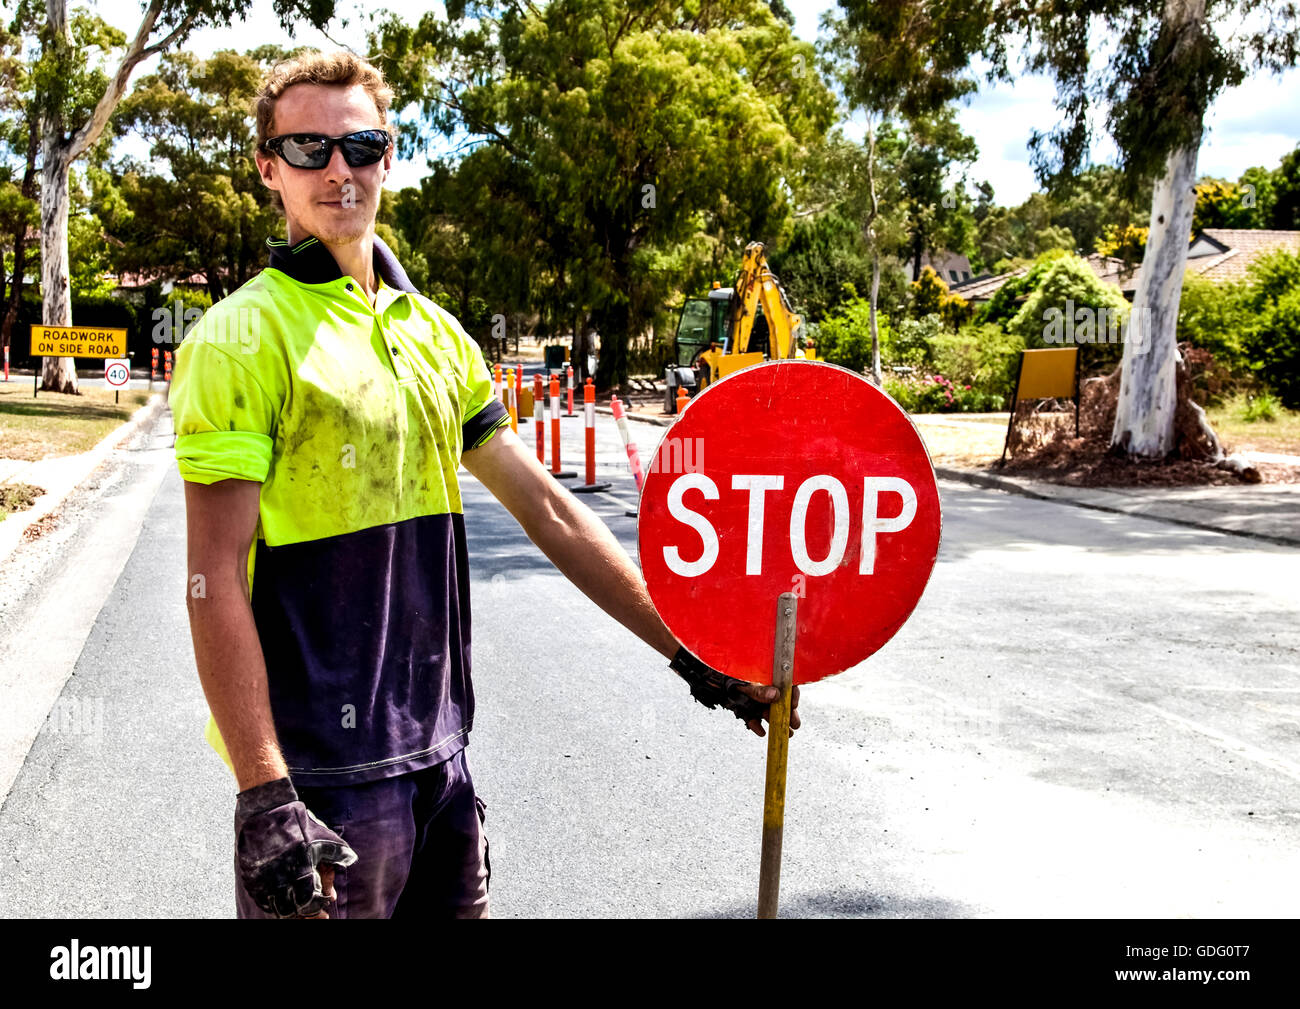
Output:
top-left (526, 486), bottom-right (679, 660)
top-left (186, 574), bottom-right (288, 791)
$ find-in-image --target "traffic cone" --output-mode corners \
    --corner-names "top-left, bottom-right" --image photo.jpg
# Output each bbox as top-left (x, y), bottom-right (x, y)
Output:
top-left (548, 374), bottom-right (576, 479)
top-left (569, 377), bottom-right (611, 493)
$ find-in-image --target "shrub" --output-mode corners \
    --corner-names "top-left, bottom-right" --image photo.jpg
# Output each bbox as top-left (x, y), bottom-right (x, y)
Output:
top-left (1241, 251), bottom-right (1300, 408)
top-left (884, 372), bottom-right (1005, 414)
top-left (977, 249), bottom-right (1069, 328)
top-left (1241, 392), bottom-right (1280, 423)
top-left (1245, 287), bottom-right (1300, 409)
top-left (1178, 274), bottom-right (1250, 374)
top-left (816, 297), bottom-right (893, 375)
top-left (931, 322), bottom-right (1025, 406)
top-left (889, 313), bottom-right (943, 370)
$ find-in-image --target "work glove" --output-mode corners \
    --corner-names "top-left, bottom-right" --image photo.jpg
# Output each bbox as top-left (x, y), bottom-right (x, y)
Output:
top-left (234, 777), bottom-right (358, 919)
top-left (669, 644), bottom-right (770, 726)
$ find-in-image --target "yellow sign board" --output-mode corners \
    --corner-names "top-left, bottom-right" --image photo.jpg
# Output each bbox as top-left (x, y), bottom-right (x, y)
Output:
top-left (1016, 347), bottom-right (1077, 401)
top-left (30, 325), bottom-right (127, 359)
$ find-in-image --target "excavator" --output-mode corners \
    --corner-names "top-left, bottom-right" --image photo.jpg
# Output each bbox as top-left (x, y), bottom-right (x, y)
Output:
top-left (671, 241), bottom-right (816, 394)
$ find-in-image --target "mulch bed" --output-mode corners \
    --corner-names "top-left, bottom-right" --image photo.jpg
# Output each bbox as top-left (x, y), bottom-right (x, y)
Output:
top-left (997, 367), bottom-right (1299, 487)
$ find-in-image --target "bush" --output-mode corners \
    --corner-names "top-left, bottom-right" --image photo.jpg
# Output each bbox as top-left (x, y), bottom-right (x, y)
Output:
top-left (1245, 286), bottom-right (1300, 409)
top-left (977, 250), bottom-right (1070, 328)
top-left (930, 322), bottom-right (1025, 406)
top-left (1180, 345), bottom-right (1235, 407)
top-left (888, 313), bottom-right (943, 370)
top-left (1242, 251), bottom-right (1300, 408)
top-left (1241, 392), bottom-right (1280, 423)
top-left (816, 297), bottom-right (893, 374)
top-left (1178, 274), bottom-right (1250, 374)
top-left (884, 373), bottom-right (1005, 413)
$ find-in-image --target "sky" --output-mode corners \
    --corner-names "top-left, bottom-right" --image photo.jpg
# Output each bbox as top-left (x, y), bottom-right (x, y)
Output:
top-left (102, 0), bottom-right (1300, 208)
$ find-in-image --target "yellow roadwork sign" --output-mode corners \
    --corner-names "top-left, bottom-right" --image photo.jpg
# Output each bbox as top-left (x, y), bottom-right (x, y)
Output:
top-left (30, 325), bottom-right (127, 358)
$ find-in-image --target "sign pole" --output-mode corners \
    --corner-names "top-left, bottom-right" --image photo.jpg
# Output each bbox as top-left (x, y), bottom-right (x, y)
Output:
top-left (757, 591), bottom-right (798, 919)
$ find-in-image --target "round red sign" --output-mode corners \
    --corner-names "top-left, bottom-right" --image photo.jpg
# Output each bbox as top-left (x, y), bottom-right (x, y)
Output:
top-left (638, 360), bottom-right (941, 685)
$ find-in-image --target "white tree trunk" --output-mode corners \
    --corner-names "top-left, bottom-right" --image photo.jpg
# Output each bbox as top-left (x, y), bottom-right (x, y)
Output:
top-left (865, 116), bottom-right (882, 387)
top-left (39, 148), bottom-right (76, 394)
top-left (869, 251), bottom-right (881, 386)
top-left (1111, 0), bottom-right (1205, 457)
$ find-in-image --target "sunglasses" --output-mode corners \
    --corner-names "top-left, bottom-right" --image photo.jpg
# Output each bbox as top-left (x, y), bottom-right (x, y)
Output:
top-left (260, 129), bottom-right (392, 169)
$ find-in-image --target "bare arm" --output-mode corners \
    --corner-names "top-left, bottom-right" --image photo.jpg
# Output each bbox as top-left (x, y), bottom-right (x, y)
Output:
top-left (461, 427), bottom-right (798, 735)
top-left (183, 478), bottom-right (288, 791)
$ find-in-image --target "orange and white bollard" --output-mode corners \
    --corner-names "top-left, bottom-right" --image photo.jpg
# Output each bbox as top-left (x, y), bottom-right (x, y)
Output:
top-left (566, 365), bottom-right (575, 417)
top-left (494, 363), bottom-right (503, 405)
top-left (506, 367), bottom-right (518, 433)
top-left (164, 351), bottom-right (173, 383)
top-left (533, 374), bottom-right (545, 463)
top-left (675, 385), bottom-right (688, 415)
top-left (4, 343), bottom-right (9, 382)
top-left (515, 365), bottom-right (525, 423)
top-left (610, 397), bottom-right (645, 493)
top-left (548, 374), bottom-right (575, 478)
top-left (569, 377), bottom-right (611, 493)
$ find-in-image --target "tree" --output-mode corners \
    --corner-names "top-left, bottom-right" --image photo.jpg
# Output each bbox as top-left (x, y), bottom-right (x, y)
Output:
top-left (106, 47), bottom-right (288, 303)
top-left (985, 0), bottom-right (1300, 457)
top-left (0, 14), bottom-right (40, 365)
top-left (770, 179), bottom-right (874, 322)
top-left (375, 0), bottom-right (836, 390)
top-left (821, 0), bottom-right (990, 385)
top-left (27, 0), bottom-right (335, 395)
top-left (1272, 145), bottom-right (1300, 229)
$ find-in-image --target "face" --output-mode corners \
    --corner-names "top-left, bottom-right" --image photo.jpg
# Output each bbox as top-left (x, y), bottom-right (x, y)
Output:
top-left (256, 82), bottom-right (393, 247)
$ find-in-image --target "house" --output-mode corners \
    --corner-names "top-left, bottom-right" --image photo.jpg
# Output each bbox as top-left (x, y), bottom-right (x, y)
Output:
top-left (903, 250), bottom-right (974, 286)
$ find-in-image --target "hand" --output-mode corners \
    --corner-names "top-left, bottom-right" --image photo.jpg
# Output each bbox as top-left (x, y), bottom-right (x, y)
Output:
top-left (293, 866), bottom-right (335, 919)
top-left (732, 680), bottom-right (802, 739)
top-left (669, 645), bottom-right (804, 738)
top-left (234, 777), bottom-right (358, 919)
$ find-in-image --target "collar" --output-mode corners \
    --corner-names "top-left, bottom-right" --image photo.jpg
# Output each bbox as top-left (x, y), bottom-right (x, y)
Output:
top-left (265, 233), bottom-right (419, 295)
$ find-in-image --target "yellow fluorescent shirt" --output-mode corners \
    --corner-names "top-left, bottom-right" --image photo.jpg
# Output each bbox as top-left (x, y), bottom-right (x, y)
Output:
top-left (169, 235), bottom-right (509, 785)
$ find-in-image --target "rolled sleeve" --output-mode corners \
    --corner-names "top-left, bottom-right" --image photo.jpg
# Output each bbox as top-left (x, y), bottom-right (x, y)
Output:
top-left (169, 337), bottom-right (279, 485)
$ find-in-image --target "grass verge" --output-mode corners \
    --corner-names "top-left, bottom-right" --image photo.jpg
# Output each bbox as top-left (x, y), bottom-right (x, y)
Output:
top-left (0, 383), bottom-right (151, 460)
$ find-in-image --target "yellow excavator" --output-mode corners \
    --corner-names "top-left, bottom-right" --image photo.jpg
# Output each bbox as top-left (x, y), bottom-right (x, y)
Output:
top-left (671, 241), bottom-right (816, 393)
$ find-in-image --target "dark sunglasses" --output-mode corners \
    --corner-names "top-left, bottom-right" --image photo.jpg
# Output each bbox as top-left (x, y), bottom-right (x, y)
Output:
top-left (260, 129), bottom-right (392, 169)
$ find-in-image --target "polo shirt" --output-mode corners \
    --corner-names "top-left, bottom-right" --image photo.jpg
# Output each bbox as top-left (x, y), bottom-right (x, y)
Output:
top-left (168, 234), bottom-right (510, 786)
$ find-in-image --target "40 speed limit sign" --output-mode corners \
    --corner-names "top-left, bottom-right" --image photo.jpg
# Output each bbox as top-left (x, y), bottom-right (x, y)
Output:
top-left (637, 359), bottom-right (942, 918)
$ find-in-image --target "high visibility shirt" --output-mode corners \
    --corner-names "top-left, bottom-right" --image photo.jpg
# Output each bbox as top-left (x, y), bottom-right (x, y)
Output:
top-left (168, 234), bottom-right (509, 785)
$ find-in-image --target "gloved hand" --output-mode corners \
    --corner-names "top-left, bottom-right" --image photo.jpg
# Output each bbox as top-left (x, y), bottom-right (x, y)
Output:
top-left (669, 644), bottom-right (801, 737)
top-left (234, 777), bottom-right (358, 919)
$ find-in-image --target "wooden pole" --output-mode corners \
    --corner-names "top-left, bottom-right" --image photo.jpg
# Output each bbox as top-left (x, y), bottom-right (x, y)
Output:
top-left (757, 591), bottom-right (798, 918)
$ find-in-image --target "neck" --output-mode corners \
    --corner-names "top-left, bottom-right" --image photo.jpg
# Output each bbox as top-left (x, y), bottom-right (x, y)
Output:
top-left (285, 217), bottom-right (376, 300)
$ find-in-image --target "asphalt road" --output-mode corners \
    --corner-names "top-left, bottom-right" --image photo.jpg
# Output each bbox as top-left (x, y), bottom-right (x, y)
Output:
top-left (0, 405), bottom-right (1296, 918)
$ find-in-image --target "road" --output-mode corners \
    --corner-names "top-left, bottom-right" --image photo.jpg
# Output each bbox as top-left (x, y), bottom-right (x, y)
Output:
top-left (0, 404), bottom-right (1296, 917)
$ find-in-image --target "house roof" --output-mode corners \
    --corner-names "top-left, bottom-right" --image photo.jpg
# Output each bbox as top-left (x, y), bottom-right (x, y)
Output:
top-left (1185, 229), bottom-right (1300, 283)
top-left (951, 230), bottom-right (1300, 302)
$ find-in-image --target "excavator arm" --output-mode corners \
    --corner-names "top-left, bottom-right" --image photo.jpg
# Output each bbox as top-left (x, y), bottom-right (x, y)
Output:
top-left (729, 241), bottom-right (803, 361)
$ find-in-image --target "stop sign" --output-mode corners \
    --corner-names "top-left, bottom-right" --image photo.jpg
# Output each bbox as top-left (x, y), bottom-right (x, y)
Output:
top-left (638, 360), bottom-right (941, 685)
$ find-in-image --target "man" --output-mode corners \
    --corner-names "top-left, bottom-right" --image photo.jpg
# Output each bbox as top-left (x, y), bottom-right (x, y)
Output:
top-left (170, 50), bottom-right (800, 920)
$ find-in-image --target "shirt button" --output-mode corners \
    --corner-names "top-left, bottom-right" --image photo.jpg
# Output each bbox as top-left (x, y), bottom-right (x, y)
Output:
top-left (391, 346), bottom-right (400, 355)
top-left (346, 282), bottom-right (354, 291)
